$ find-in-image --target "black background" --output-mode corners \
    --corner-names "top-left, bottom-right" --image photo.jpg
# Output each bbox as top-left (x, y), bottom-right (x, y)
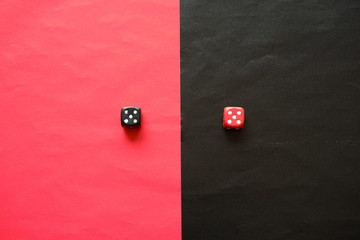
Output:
top-left (181, 0), bottom-right (360, 239)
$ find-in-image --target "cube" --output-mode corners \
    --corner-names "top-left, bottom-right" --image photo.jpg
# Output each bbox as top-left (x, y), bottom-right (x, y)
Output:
top-left (223, 107), bottom-right (245, 129)
top-left (121, 106), bottom-right (141, 128)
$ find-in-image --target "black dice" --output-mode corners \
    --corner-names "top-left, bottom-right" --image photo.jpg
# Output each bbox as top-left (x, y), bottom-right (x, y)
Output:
top-left (121, 106), bottom-right (141, 128)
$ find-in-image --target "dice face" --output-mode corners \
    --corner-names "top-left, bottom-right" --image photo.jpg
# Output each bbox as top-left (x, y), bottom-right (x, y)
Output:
top-left (121, 106), bottom-right (141, 128)
top-left (223, 107), bottom-right (245, 129)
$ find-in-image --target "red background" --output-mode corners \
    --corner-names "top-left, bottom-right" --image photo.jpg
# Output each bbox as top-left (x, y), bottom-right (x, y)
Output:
top-left (0, 0), bottom-right (180, 239)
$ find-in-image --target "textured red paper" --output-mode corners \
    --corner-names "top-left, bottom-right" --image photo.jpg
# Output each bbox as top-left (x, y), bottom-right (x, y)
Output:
top-left (0, 0), bottom-right (180, 239)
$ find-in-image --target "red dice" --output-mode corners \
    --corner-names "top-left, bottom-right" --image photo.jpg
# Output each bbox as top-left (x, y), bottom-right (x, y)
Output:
top-left (223, 107), bottom-right (245, 129)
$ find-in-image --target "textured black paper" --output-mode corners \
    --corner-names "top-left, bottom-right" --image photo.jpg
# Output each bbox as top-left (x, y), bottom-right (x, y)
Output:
top-left (181, 0), bottom-right (360, 239)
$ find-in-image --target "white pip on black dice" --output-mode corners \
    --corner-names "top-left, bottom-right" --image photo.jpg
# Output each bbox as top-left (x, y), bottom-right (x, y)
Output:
top-left (121, 106), bottom-right (141, 128)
